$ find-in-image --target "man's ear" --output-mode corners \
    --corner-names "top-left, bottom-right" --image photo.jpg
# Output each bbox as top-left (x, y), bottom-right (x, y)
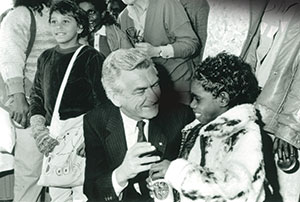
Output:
top-left (107, 91), bottom-right (121, 107)
top-left (217, 91), bottom-right (230, 107)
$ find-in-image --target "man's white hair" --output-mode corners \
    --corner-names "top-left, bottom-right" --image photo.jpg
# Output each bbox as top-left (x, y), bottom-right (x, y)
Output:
top-left (101, 48), bottom-right (155, 100)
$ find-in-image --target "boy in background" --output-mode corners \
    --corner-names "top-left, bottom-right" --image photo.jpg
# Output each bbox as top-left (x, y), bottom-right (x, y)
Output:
top-left (29, 0), bottom-right (106, 201)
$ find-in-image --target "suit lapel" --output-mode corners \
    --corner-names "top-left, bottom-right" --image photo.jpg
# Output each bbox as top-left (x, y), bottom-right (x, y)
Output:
top-left (105, 107), bottom-right (128, 166)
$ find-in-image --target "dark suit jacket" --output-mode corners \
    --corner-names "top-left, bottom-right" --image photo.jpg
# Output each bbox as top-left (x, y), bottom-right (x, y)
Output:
top-left (83, 101), bottom-right (194, 202)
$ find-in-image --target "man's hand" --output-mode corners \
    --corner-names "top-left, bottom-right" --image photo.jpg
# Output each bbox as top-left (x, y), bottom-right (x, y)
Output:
top-left (149, 160), bottom-right (171, 181)
top-left (273, 137), bottom-right (297, 164)
top-left (115, 142), bottom-right (160, 187)
top-left (10, 93), bottom-right (29, 128)
top-left (135, 42), bottom-right (160, 58)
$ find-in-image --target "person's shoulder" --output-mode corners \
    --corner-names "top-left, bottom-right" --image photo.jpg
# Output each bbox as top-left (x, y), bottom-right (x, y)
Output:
top-left (1, 6), bottom-right (31, 27)
top-left (39, 46), bottom-right (56, 59)
top-left (7, 6), bottom-right (31, 18)
top-left (84, 101), bottom-right (116, 122)
top-left (118, 7), bottom-right (129, 19)
top-left (81, 45), bottom-right (103, 57)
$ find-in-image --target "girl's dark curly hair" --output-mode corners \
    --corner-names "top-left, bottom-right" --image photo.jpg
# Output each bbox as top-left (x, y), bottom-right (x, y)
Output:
top-left (14, 0), bottom-right (51, 15)
top-left (193, 52), bottom-right (260, 108)
top-left (49, 0), bottom-right (89, 38)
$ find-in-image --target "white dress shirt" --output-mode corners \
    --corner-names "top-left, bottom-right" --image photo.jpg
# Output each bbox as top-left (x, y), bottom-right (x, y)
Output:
top-left (112, 110), bottom-right (149, 198)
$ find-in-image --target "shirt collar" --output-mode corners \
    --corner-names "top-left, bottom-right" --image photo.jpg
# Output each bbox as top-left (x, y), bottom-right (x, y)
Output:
top-left (120, 110), bottom-right (149, 134)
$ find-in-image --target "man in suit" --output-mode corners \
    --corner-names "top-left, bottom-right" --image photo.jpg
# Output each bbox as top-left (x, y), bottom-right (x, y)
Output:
top-left (83, 48), bottom-right (194, 202)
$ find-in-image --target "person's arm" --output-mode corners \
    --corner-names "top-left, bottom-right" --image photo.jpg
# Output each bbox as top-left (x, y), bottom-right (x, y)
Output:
top-left (135, 0), bottom-right (199, 59)
top-left (0, 7), bottom-right (33, 127)
top-left (29, 54), bottom-right (47, 118)
top-left (29, 53), bottom-right (58, 155)
top-left (165, 123), bottom-right (264, 200)
top-left (273, 55), bottom-right (300, 156)
top-left (85, 50), bottom-right (107, 107)
top-left (162, 0), bottom-right (199, 59)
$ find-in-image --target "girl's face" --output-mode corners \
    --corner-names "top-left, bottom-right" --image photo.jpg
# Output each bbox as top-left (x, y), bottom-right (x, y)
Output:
top-left (189, 80), bottom-right (226, 125)
top-left (49, 11), bottom-right (83, 49)
top-left (79, 2), bottom-right (100, 32)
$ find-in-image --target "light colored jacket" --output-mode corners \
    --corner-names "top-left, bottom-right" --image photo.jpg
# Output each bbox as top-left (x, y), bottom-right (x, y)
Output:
top-left (250, 3), bottom-right (300, 148)
top-left (0, 5), bottom-right (56, 97)
top-left (165, 104), bottom-right (265, 202)
top-left (240, 0), bottom-right (269, 66)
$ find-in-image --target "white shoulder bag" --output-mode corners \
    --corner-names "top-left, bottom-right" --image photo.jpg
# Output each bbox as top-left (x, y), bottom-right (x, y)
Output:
top-left (38, 45), bottom-right (86, 187)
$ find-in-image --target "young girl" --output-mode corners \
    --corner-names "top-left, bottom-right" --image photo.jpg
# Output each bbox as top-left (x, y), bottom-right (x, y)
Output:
top-left (150, 53), bottom-right (265, 202)
top-left (29, 0), bottom-right (106, 201)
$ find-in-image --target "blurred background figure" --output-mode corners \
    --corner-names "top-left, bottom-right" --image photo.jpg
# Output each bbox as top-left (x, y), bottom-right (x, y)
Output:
top-left (245, 0), bottom-right (300, 201)
top-left (76, 0), bottom-right (106, 45)
top-left (106, 0), bottom-right (125, 19)
top-left (118, 0), bottom-right (200, 105)
top-left (0, 0), bottom-right (57, 201)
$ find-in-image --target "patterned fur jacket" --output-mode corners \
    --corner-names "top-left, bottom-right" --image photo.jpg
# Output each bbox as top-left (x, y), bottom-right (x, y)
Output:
top-left (165, 104), bottom-right (265, 202)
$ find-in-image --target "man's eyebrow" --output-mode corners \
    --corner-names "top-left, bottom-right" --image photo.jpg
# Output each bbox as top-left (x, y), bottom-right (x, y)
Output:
top-left (133, 86), bottom-right (147, 92)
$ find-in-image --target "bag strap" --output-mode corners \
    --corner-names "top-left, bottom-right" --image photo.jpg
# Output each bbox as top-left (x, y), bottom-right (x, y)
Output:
top-left (50, 45), bottom-right (86, 125)
top-left (25, 7), bottom-right (36, 59)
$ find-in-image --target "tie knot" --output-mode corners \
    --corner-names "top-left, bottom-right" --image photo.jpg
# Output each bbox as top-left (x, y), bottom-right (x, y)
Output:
top-left (137, 120), bottom-right (145, 130)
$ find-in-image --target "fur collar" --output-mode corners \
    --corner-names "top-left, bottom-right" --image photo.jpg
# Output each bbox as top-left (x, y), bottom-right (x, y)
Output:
top-left (183, 104), bottom-right (257, 139)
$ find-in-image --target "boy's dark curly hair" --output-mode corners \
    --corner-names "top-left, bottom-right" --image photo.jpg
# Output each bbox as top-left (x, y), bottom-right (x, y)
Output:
top-left (49, 0), bottom-right (89, 38)
top-left (193, 52), bottom-right (260, 108)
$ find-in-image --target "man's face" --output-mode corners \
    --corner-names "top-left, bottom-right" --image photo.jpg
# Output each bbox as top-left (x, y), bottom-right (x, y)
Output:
top-left (190, 80), bottom-right (224, 125)
top-left (115, 66), bottom-right (161, 120)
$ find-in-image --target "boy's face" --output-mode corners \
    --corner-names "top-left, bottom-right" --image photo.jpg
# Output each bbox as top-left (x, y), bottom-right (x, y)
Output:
top-left (190, 80), bottom-right (226, 125)
top-left (50, 11), bottom-right (83, 49)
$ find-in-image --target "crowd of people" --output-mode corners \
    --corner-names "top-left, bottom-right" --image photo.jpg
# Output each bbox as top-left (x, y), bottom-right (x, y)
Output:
top-left (0, 0), bottom-right (299, 202)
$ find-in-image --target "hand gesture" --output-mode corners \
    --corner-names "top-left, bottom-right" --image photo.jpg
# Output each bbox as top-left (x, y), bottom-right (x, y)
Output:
top-left (115, 142), bottom-right (160, 186)
top-left (10, 93), bottom-right (29, 128)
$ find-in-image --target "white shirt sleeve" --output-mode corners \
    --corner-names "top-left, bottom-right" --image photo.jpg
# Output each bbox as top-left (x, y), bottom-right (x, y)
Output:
top-left (159, 44), bottom-right (174, 59)
top-left (112, 169), bottom-right (128, 200)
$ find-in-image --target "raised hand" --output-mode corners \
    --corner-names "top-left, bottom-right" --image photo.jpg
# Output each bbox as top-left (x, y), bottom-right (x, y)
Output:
top-left (115, 142), bottom-right (160, 186)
